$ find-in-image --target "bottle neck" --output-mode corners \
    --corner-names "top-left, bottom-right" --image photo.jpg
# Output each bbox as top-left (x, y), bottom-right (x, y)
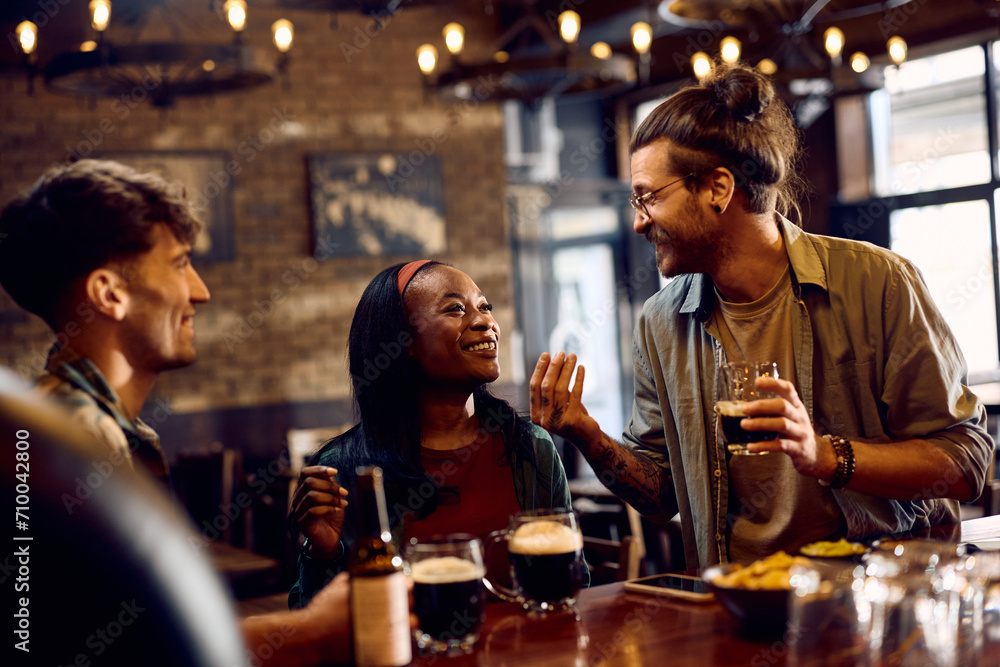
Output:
top-left (355, 471), bottom-right (391, 542)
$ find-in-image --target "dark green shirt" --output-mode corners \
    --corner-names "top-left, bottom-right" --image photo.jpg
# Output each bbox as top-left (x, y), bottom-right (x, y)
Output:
top-left (288, 420), bottom-right (576, 608)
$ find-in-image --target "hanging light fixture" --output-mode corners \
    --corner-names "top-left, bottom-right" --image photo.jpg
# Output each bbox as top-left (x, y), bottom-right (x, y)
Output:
top-left (720, 36), bottom-right (741, 64)
top-left (850, 52), bottom-right (870, 73)
top-left (15, 21), bottom-right (37, 56)
top-left (823, 27), bottom-right (845, 62)
top-left (887, 36), bottom-right (908, 66)
top-left (442, 23), bottom-right (465, 55)
top-left (630, 22), bottom-right (652, 55)
top-left (89, 0), bottom-right (111, 33)
top-left (416, 44), bottom-right (438, 76)
top-left (630, 21), bottom-right (653, 85)
top-left (15, 1), bottom-right (295, 108)
top-left (657, 1), bottom-right (902, 127)
top-left (691, 52), bottom-right (712, 80)
top-left (272, 20), bottom-right (294, 54)
top-left (223, 0), bottom-right (247, 33)
top-left (14, 21), bottom-right (38, 93)
top-left (418, 2), bottom-right (634, 102)
top-left (558, 11), bottom-right (581, 45)
top-left (590, 42), bottom-right (612, 60)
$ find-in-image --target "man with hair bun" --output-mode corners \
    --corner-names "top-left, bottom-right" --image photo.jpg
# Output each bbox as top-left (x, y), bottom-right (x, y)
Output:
top-left (530, 62), bottom-right (993, 568)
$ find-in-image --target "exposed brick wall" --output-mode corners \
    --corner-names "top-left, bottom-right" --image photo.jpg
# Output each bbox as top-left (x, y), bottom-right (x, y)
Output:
top-left (0, 4), bottom-right (515, 462)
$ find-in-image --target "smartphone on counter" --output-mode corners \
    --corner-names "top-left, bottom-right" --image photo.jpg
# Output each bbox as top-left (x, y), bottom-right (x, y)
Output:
top-left (623, 573), bottom-right (715, 602)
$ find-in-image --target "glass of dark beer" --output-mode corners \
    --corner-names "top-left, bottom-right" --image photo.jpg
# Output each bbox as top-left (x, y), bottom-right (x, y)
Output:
top-left (716, 361), bottom-right (781, 455)
top-left (404, 534), bottom-right (487, 655)
top-left (484, 509), bottom-right (585, 612)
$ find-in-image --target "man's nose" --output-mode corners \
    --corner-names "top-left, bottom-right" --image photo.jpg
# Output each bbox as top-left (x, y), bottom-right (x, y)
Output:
top-left (188, 266), bottom-right (211, 302)
top-left (633, 208), bottom-right (651, 235)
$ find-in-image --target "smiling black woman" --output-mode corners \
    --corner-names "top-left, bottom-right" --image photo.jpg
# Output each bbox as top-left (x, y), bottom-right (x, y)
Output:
top-left (288, 260), bottom-right (581, 609)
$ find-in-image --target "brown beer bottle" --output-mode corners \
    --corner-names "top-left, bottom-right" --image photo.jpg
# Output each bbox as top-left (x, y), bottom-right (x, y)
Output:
top-left (349, 466), bottom-right (411, 666)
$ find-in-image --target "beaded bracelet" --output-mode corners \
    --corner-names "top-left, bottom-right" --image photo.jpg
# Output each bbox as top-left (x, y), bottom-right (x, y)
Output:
top-left (817, 435), bottom-right (855, 489)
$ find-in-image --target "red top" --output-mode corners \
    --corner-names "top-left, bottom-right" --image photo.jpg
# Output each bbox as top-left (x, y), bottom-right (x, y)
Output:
top-left (403, 429), bottom-right (522, 544)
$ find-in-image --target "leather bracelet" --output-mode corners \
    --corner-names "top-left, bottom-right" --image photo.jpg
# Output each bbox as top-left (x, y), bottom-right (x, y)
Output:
top-left (817, 435), bottom-right (855, 489)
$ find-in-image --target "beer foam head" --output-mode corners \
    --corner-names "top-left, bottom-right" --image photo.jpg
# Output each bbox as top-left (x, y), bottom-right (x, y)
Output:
top-left (410, 556), bottom-right (485, 584)
top-left (509, 520), bottom-right (583, 555)
top-left (716, 400), bottom-right (748, 418)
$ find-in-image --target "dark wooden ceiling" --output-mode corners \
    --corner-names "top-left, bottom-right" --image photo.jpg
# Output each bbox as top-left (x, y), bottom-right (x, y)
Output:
top-left (3, 0), bottom-right (999, 93)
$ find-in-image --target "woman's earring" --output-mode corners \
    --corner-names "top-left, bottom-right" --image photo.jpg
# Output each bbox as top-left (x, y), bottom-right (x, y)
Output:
top-left (714, 205), bottom-right (722, 213)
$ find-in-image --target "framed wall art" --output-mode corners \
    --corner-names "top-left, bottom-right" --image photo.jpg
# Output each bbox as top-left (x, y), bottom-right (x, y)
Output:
top-left (308, 152), bottom-right (447, 259)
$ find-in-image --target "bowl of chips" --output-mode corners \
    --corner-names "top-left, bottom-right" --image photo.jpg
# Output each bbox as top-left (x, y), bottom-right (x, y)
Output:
top-left (702, 551), bottom-right (812, 634)
top-left (800, 538), bottom-right (867, 559)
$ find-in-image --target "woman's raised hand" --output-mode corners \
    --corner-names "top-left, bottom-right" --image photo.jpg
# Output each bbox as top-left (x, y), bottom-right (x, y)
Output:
top-left (290, 466), bottom-right (349, 559)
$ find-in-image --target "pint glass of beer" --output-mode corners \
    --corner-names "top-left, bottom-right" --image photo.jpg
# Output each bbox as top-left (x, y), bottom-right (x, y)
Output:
top-left (484, 509), bottom-right (585, 612)
top-left (405, 534), bottom-right (487, 654)
top-left (716, 361), bottom-right (780, 455)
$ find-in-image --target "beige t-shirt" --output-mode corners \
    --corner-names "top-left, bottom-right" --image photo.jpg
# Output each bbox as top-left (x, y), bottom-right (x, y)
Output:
top-left (710, 267), bottom-right (846, 560)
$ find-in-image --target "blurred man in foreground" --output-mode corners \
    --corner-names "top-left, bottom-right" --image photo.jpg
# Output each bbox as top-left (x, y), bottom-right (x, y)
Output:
top-left (0, 159), bottom-right (351, 666)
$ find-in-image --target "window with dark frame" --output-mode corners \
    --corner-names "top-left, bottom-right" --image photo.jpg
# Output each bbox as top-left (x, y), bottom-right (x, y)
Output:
top-left (843, 41), bottom-right (1000, 378)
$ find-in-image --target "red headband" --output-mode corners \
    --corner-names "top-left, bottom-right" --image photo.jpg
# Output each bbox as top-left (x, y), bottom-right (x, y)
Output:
top-left (397, 260), bottom-right (433, 295)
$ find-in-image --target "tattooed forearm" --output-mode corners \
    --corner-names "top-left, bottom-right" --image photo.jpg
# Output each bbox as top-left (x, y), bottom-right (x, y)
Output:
top-left (574, 432), bottom-right (670, 517)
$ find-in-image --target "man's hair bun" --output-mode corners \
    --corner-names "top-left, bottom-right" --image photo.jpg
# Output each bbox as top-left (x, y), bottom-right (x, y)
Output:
top-left (709, 65), bottom-right (774, 123)
top-left (629, 61), bottom-right (805, 224)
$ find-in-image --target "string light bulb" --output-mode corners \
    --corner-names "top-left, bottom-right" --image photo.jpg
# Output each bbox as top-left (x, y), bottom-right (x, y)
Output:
top-left (443, 23), bottom-right (464, 55)
top-left (89, 0), bottom-right (111, 32)
top-left (850, 52), bottom-right (870, 73)
top-left (631, 22), bottom-right (652, 55)
top-left (590, 42), bottom-right (612, 60)
top-left (15, 21), bottom-right (37, 55)
top-left (823, 27), bottom-right (845, 58)
top-left (887, 36), bottom-right (907, 65)
top-left (757, 58), bottom-right (777, 75)
top-left (558, 11), bottom-right (580, 44)
top-left (691, 52), bottom-right (712, 80)
top-left (416, 44), bottom-right (438, 75)
top-left (223, 0), bottom-right (247, 32)
top-left (720, 36), bottom-right (740, 64)
top-left (272, 19), bottom-right (293, 53)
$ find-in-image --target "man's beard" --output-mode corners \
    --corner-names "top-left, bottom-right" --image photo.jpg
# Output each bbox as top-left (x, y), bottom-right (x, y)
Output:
top-left (645, 203), bottom-right (724, 278)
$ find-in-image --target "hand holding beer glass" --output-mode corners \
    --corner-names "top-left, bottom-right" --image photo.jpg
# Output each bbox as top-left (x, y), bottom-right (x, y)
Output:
top-left (716, 361), bottom-right (781, 455)
top-left (405, 534), bottom-right (487, 655)
top-left (484, 509), bottom-right (585, 612)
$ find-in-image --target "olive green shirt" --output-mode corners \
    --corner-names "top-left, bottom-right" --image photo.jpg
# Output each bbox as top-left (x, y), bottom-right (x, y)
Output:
top-left (626, 218), bottom-right (993, 568)
top-left (712, 266), bottom-right (847, 559)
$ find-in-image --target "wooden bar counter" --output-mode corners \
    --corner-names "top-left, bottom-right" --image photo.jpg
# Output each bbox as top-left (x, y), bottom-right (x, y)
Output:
top-left (409, 516), bottom-right (1000, 666)
top-left (234, 517), bottom-right (1000, 665)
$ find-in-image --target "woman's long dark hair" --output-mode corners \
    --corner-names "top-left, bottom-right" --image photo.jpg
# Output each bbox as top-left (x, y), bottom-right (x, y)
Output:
top-left (335, 261), bottom-right (537, 519)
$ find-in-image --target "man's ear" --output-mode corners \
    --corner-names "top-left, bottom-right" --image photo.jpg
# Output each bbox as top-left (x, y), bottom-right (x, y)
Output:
top-left (84, 269), bottom-right (129, 321)
top-left (707, 167), bottom-right (736, 214)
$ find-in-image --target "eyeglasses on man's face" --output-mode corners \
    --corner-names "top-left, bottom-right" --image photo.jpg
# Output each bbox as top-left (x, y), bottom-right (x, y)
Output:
top-left (628, 173), bottom-right (693, 217)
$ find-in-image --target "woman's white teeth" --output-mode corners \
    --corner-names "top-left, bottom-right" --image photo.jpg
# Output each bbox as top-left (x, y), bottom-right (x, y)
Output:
top-left (466, 342), bottom-right (496, 351)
